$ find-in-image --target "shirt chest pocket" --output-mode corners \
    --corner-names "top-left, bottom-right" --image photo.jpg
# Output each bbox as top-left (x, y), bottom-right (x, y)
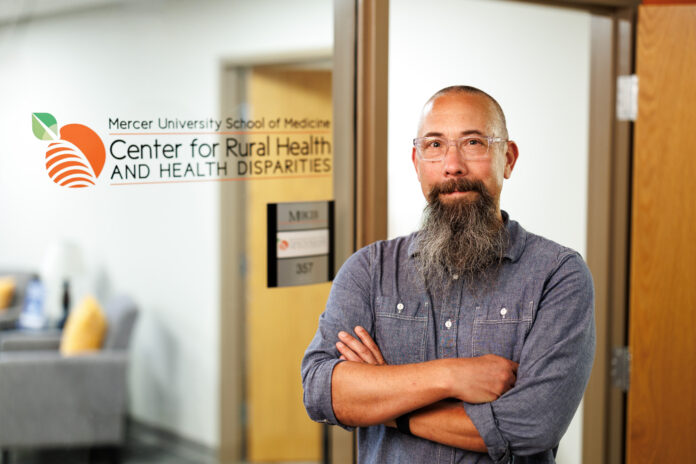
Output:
top-left (472, 301), bottom-right (533, 363)
top-left (374, 296), bottom-right (428, 365)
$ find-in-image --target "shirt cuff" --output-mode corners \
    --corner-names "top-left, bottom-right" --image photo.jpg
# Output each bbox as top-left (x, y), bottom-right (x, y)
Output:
top-left (463, 402), bottom-right (511, 464)
top-left (306, 358), bottom-right (355, 431)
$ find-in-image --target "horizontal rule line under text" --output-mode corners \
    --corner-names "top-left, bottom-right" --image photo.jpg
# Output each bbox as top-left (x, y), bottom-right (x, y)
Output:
top-left (109, 130), bottom-right (332, 136)
top-left (109, 173), bottom-right (331, 186)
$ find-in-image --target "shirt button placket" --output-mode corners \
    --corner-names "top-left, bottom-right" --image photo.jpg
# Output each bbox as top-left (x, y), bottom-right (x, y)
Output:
top-left (440, 274), bottom-right (460, 358)
top-left (441, 314), bottom-right (456, 357)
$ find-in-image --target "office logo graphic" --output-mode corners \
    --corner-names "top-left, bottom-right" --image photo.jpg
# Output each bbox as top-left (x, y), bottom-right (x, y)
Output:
top-left (32, 113), bottom-right (105, 188)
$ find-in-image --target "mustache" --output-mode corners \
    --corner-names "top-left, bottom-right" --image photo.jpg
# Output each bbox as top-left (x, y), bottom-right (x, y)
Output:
top-left (428, 178), bottom-right (488, 202)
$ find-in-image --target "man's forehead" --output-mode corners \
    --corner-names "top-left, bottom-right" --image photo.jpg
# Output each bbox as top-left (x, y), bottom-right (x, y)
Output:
top-left (418, 93), bottom-right (498, 134)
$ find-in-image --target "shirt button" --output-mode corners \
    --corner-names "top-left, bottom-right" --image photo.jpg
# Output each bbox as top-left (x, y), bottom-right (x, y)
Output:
top-left (397, 303), bottom-right (404, 312)
top-left (445, 319), bottom-right (452, 329)
top-left (452, 274), bottom-right (459, 280)
top-left (500, 307), bottom-right (508, 316)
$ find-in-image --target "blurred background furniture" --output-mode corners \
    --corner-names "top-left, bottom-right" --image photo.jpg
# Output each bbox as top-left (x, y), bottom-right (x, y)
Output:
top-left (0, 271), bottom-right (37, 330)
top-left (0, 295), bottom-right (138, 464)
top-left (41, 241), bottom-right (85, 328)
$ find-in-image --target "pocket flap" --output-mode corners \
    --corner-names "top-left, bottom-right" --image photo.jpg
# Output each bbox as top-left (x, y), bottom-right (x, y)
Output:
top-left (376, 295), bottom-right (426, 320)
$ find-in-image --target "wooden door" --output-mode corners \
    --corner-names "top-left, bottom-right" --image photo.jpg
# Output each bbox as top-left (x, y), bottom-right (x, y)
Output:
top-left (626, 5), bottom-right (696, 463)
top-left (245, 66), bottom-right (333, 462)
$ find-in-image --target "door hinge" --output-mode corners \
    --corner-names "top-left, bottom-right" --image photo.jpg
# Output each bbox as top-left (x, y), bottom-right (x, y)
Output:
top-left (616, 74), bottom-right (638, 121)
top-left (611, 346), bottom-right (631, 391)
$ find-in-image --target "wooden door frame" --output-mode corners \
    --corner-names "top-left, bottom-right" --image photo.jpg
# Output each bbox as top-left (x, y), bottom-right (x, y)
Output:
top-left (355, 0), bottom-right (389, 249)
top-left (330, 1), bottom-right (359, 463)
top-left (584, 7), bottom-right (636, 464)
top-left (330, 2), bottom-right (390, 463)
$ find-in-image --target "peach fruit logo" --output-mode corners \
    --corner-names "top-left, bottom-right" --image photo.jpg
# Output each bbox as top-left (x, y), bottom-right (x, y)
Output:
top-left (32, 113), bottom-right (106, 188)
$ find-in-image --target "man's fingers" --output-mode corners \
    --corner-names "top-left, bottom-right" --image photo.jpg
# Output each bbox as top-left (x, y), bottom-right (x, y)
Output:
top-left (338, 331), bottom-right (379, 364)
top-left (510, 364), bottom-right (518, 387)
top-left (336, 341), bottom-right (363, 363)
top-left (354, 326), bottom-right (386, 365)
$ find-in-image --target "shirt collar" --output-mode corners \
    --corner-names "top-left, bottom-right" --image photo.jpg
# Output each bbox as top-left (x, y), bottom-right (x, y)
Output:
top-left (407, 209), bottom-right (527, 263)
top-left (501, 210), bottom-right (526, 263)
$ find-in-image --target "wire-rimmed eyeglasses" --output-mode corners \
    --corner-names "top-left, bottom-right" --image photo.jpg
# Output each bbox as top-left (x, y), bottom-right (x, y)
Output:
top-left (413, 135), bottom-right (508, 162)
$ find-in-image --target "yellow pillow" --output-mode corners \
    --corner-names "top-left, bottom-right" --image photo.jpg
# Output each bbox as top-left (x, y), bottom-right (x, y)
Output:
top-left (0, 276), bottom-right (16, 311)
top-left (60, 295), bottom-right (108, 356)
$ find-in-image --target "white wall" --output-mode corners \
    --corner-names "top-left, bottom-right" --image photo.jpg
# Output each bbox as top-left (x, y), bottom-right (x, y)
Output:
top-left (0, 0), bottom-right (332, 448)
top-left (389, 1), bottom-right (590, 463)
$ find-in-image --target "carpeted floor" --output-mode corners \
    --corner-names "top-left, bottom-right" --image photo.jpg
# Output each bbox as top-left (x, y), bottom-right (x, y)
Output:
top-left (1, 421), bottom-right (219, 464)
top-left (0, 421), bottom-right (322, 464)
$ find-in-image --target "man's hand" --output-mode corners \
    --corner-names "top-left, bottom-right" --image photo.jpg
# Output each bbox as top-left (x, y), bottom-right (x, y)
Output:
top-left (336, 326), bottom-right (387, 365)
top-left (336, 326), bottom-right (518, 404)
top-left (447, 355), bottom-right (518, 403)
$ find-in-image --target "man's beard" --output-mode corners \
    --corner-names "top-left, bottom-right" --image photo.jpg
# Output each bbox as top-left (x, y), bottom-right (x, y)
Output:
top-left (414, 178), bottom-right (509, 291)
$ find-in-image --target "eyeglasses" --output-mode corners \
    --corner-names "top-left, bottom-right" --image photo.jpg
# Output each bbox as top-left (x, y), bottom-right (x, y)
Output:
top-left (413, 135), bottom-right (508, 162)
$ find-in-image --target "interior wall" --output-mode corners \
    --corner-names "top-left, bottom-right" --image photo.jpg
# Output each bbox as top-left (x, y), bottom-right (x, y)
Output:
top-left (0, 0), bottom-right (332, 448)
top-left (388, 1), bottom-right (591, 463)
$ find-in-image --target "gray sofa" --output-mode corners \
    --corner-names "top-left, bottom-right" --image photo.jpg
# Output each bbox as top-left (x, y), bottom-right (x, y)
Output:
top-left (0, 294), bottom-right (138, 462)
top-left (0, 271), bottom-right (37, 330)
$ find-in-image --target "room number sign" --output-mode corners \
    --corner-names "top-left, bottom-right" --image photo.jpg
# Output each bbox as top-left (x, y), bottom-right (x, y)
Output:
top-left (267, 201), bottom-right (334, 287)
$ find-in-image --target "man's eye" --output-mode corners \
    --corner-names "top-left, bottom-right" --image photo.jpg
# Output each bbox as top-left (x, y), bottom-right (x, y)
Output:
top-left (463, 137), bottom-right (487, 147)
top-left (426, 140), bottom-right (442, 148)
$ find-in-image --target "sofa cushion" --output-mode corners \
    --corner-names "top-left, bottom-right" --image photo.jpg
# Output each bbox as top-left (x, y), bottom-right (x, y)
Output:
top-left (0, 277), bottom-right (16, 310)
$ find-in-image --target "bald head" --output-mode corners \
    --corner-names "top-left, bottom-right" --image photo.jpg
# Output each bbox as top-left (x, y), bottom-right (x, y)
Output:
top-left (418, 85), bottom-right (509, 140)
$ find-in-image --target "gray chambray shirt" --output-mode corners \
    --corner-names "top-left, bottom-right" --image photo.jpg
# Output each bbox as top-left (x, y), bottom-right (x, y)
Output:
top-left (301, 212), bottom-right (595, 464)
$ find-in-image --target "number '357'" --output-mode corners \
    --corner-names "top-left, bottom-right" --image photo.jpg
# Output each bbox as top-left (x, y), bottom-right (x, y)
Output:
top-left (296, 262), bottom-right (314, 274)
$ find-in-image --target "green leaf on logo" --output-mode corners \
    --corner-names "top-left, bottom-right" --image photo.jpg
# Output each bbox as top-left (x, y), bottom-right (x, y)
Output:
top-left (32, 113), bottom-right (58, 141)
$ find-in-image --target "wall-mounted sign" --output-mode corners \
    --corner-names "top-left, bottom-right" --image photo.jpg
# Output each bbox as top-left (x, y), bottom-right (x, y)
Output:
top-left (267, 201), bottom-right (334, 287)
top-left (31, 113), bottom-right (333, 188)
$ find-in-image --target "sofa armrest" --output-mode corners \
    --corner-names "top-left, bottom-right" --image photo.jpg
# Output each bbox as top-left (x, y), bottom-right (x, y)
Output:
top-left (0, 305), bottom-right (21, 329)
top-left (0, 330), bottom-right (62, 352)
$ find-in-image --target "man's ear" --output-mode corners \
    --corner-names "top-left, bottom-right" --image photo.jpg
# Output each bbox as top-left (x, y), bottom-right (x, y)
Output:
top-left (503, 141), bottom-right (519, 179)
top-left (412, 147), bottom-right (421, 181)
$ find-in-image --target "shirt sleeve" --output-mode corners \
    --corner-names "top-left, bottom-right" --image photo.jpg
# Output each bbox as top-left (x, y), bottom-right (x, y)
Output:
top-left (463, 251), bottom-right (596, 462)
top-left (301, 245), bottom-right (375, 429)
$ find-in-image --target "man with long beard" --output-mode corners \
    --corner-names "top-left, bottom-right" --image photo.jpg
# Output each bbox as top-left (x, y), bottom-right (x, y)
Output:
top-left (301, 86), bottom-right (595, 463)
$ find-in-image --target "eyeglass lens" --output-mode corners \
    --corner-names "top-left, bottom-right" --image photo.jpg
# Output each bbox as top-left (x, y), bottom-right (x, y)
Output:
top-left (419, 137), bottom-right (489, 160)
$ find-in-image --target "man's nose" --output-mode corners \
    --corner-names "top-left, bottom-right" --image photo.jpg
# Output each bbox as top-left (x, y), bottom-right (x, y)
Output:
top-left (442, 142), bottom-right (468, 176)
